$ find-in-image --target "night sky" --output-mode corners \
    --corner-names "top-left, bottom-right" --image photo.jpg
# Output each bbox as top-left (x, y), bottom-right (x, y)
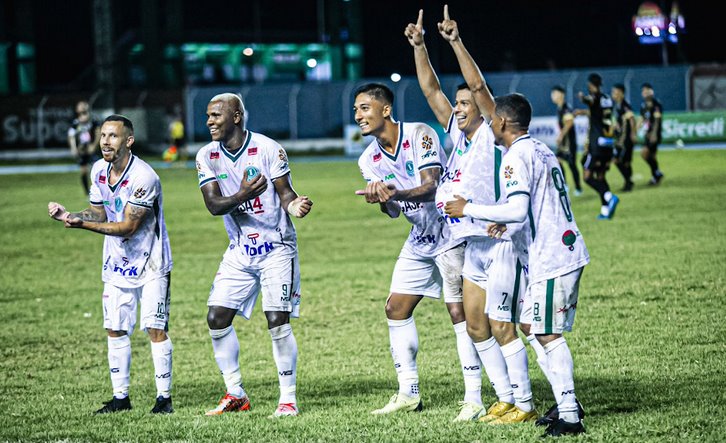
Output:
top-left (24, 0), bottom-right (723, 90)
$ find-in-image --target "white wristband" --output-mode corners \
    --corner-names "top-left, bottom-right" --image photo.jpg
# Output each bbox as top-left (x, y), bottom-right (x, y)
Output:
top-left (287, 200), bottom-right (302, 218)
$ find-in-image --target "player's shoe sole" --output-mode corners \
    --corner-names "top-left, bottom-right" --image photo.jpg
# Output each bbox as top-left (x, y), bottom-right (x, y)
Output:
top-left (477, 401), bottom-right (515, 423)
top-left (453, 401), bottom-right (484, 422)
top-left (488, 406), bottom-right (538, 425)
top-left (371, 393), bottom-right (423, 415)
top-left (95, 396), bottom-right (132, 414)
top-left (205, 393), bottom-right (250, 416)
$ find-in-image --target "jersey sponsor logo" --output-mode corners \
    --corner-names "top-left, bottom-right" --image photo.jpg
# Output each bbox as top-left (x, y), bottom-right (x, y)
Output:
top-left (403, 140), bottom-right (411, 150)
top-left (198, 172), bottom-right (206, 179)
top-left (373, 152), bottom-right (382, 162)
top-left (104, 256), bottom-right (140, 277)
top-left (238, 196), bottom-right (264, 214)
top-left (400, 201), bottom-right (424, 213)
top-left (196, 161), bottom-right (202, 171)
top-left (103, 200), bottom-right (111, 206)
top-left (210, 152), bottom-right (220, 159)
top-left (248, 147), bottom-right (258, 155)
top-left (114, 197), bottom-right (123, 213)
top-left (99, 175), bottom-right (106, 184)
top-left (504, 165), bottom-right (514, 179)
top-left (562, 229), bottom-right (577, 251)
top-left (278, 149), bottom-right (288, 162)
top-left (422, 150), bottom-right (437, 159)
top-left (133, 187), bottom-right (147, 199)
top-left (421, 134), bottom-right (433, 150)
top-left (405, 160), bottom-right (414, 177)
top-left (506, 180), bottom-right (519, 188)
top-left (243, 233), bottom-right (274, 256)
top-left (244, 165), bottom-right (260, 181)
top-left (412, 233), bottom-right (436, 244)
top-left (217, 173), bottom-right (228, 179)
top-left (435, 201), bottom-right (462, 224)
top-left (441, 168), bottom-right (461, 183)
top-left (120, 179), bottom-right (129, 188)
top-left (384, 173), bottom-right (395, 181)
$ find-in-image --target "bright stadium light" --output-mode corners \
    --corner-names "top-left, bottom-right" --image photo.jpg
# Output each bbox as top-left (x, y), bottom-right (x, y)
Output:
top-left (243, 47), bottom-right (254, 56)
top-left (635, 27), bottom-right (644, 36)
top-left (390, 73), bottom-right (401, 82)
top-left (668, 23), bottom-right (677, 34)
top-left (306, 58), bottom-right (318, 68)
top-left (652, 27), bottom-right (661, 37)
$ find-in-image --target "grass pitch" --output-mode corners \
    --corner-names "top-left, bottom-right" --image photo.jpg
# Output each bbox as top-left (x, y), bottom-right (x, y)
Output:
top-left (0, 149), bottom-right (725, 442)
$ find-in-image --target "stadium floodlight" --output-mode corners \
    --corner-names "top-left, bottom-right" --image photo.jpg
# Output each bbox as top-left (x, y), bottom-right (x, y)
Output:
top-left (243, 47), bottom-right (254, 56)
top-left (635, 27), bottom-right (643, 36)
top-left (651, 25), bottom-right (660, 37)
top-left (390, 73), bottom-right (401, 82)
top-left (668, 23), bottom-right (677, 34)
top-left (306, 58), bottom-right (318, 68)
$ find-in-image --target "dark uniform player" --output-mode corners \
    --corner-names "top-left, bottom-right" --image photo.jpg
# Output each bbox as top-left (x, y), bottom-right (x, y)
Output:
top-left (551, 85), bottom-right (582, 196)
top-left (640, 83), bottom-right (664, 185)
top-left (578, 73), bottom-right (619, 220)
top-left (611, 84), bottom-right (637, 192)
top-left (67, 101), bottom-right (101, 194)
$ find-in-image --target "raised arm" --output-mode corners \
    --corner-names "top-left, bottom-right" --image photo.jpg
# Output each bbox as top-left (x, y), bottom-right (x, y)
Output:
top-left (273, 173), bottom-right (313, 218)
top-left (438, 5), bottom-right (495, 120)
top-left (200, 173), bottom-right (267, 216)
top-left (405, 9), bottom-right (453, 128)
top-left (49, 201), bottom-right (149, 237)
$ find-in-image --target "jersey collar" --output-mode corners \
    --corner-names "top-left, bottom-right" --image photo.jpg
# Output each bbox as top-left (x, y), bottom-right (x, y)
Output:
top-left (220, 130), bottom-right (251, 162)
top-left (377, 122), bottom-right (403, 162)
top-left (510, 134), bottom-right (531, 148)
top-left (106, 154), bottom-right (135, 192)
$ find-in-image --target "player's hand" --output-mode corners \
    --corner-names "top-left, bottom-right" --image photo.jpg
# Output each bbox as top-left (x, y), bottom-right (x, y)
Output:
top-left (287, 195), bottom-right (313, 218)
top-left (444, 194), bottom-right (467, 218)
top-left (355, 181), bottom-right (381, 204)
top-left (487, 223), bottom-right (507, 239)
top-left (404, 9), bottom-right (425, 47)
top-left (238, 173), bottom-right (267, 201)
top-left (48, 202), bottom-right (70, 222)
top-left (374, 182), bottom-right (398, 203)
top-left (437, 5), bottom-right (459, 42)
top-left (64, 216), bottom-right (84, 228)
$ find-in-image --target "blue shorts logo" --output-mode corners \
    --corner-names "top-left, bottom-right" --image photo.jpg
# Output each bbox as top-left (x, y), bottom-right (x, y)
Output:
top-left (244, 166), bottom-right (260, 182)
top-left (405, 161), bottom-right (414, 177)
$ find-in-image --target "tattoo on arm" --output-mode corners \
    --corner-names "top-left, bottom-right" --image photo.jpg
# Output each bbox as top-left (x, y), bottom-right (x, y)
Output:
top-left (71, 207), bottom-right (105, 222)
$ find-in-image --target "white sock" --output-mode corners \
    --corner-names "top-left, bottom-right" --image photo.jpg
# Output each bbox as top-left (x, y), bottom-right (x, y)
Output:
top-left (107, 335), bottom-right (131, 399)
top-left (500, 338), bottom-right (533, 412)
top-left (270, 323), bottom-right (298, 405)
top-left (453, 321), bottom-right (482, 405)
top-left (388, 317), bottom-right (419, 397)
top-left (473, 337), bottom-right (514, 404)
top-left (545, 337), bottom-right (578, 423)
top-left (209, 326), bottom-right (246, 398)
top-left (604, 191), bottom-right (613, 203)
top-left (600, 205), bottom-right (609, 216)
top-left (527, 334), bottom-right (553, 385)
top-left (150, 338), bottom-right (173, 398)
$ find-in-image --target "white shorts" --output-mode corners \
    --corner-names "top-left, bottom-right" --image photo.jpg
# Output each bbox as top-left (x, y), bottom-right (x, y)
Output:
top-left (521, 267), bottom-right (584, 334)
top-left (208, 248), bottom-right (301, 320)
top-left (102, 274), bottom-right (171, 335)
top-left (389, 243), bottom-right (464, 303)
top-left (463, 239), bottom-right (527, 323)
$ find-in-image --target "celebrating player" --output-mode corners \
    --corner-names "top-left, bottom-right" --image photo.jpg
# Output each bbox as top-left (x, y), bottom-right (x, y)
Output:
top-left (639, 82), bottom-right (665, 185)
top-left (354, 82), bottom-right (479, 417)
top-left (611, 83), bottom-right (637, 191)
top-left (197, 93), bottom-right (312, 418)
top-left (406, 7), bottom-right (535, 424)
top-left (550, 85), bottom-right (583, 196)
top-left (49, 115), bottom-right (174, 414)
top-left (445, 93), bottom-right (589, 437)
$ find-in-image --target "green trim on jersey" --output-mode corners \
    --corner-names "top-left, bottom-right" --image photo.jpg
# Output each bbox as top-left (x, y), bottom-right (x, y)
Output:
top-left (378, 122), bottom-right (404, 162)
top-left (106, 155), bottom-right (135, 193)
top-left (494, 148), bottom-right (502, 201)
top-left (220, 130), bottom-right (252, 162)
top-left (511, 259), bottom-right (522, 323)
top-left (544, 278), bottom-right (555, 334)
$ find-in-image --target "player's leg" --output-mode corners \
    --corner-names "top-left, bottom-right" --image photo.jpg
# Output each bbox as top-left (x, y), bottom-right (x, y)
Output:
top-left (532, 268), bottom-right (586, 437)
top-left (97, 284), bottom-right (136, 413)
top-left (261, 254), bottom-right (301, 418)
top-left (79, 157), bottom-right (90, 195)
top-left (437, 244), bottom-right (484, 421)
top-left (487, 250), bottom-right (536, 423)
top-left (642, 142), bottom-right (664, 184)
top-left (140, 274), bottom-right (174, 413)
top-left (205, 257), bottom-right (257, 415)
top-left (568, 143), bottom-right (583, 195)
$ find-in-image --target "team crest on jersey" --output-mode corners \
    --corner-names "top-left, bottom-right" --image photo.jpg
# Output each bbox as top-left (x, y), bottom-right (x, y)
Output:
top-left (99, 175), bottom-right (106, 184)
top-left (504, 165), bottom-right (514, 179)
top-left (114, 196), bottom-right (123, 213)
top-left (562, 230), bottom-right (577, 251)
top-left (403, 140), bottom-right (411, 150)
top-left (133, 187), bottom-right (147, 199)
top-left (244, 165), bottom-right (260, 182)
top-left (249, 147), bottom-right (258, 155)
top-left (405, 160), bottom-right (415, 177)
top-left (278, 149), bottom-right (288, 162)
top-left (421, 135), bottom-right (433, 150)
top-left (210, 152), bottom-right (220, 159)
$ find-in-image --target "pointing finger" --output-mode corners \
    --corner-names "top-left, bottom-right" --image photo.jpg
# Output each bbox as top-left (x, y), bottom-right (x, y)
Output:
top-left (443, 4), bottom-right (450, 21)
top-left (417, 9), bottom-right (423, 28)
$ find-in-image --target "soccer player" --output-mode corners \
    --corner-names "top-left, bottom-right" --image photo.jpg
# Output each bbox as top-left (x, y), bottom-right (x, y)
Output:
top-left (405, 7), bottom-right (536, 424)
top-left (611, 84), bottom-right (637, 191)
top-left (48, 114), bottom-right (174, 414)
top-left (353, 82), bottom-right (480, 418)
top-left (578, 73), bottom-right (620, 220)
top-left (197, 93), bottom-right (312, 418)
top-left (550, 85), bottom-right (583, 196)
top-left (640, 82), bottom-right (665, 185)
top-left (445, 93), bottom-right (589, 437)
top-left (67, 100), bottom-right (101, 195)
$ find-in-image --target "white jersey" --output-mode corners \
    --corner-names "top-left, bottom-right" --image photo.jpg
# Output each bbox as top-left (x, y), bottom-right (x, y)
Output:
top-left (196, 130), bottom-right (297, 265)
top-left (358, 121), bottom-right (458, 258)
top-left (501, 134), bottom-right (590, 283)
top-left (89, 155), bottom-right (172, 288)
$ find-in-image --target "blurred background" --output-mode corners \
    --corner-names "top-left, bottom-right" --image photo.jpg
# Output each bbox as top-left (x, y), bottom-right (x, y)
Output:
top-left (0, 0), bottom-right (723, 160)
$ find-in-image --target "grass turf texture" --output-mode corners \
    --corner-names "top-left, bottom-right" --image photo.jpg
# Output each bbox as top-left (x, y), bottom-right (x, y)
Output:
top-left (0, 149), bottom-right (724, 442)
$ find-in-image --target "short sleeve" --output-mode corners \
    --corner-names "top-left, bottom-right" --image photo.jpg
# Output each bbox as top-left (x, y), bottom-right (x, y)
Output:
top-left (196, 148), bottom-right (216, 188)
top-left (501, 152), bottom-right (530, 198)
top-left (415, 125), bottom-right (443, 172)
top-left (269, 146), bottom-right (291, 181)
top-left (128, 172), bottom-right (159, 209)
top-left (358, 155), bottom-right (377, 182)
top-left (89, 179), bottom-right (103, 206)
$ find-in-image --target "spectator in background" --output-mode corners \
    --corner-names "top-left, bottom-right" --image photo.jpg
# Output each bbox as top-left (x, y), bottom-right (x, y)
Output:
top-left (611, 84), bottom-right (637, 192)
top-left (551, 85), bottom-right (582, 196)
top-left (639, 83), bottom-right (664, 185)
top-left (68, 100), bottom-right (101, 195)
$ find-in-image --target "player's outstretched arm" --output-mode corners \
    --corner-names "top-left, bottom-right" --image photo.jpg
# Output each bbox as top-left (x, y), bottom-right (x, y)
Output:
top-left (64, 203), bottom-right (148, 236)
top-left (444, 193), bottom-right (529, 224)
top-left (200, 173), bottom-right (267, 216)
top-left (273, 173), bottom-right (313, 218)
top-left (439, 5), bottom-right (495, 120)
top-left (393, 167), bottom-right (439, 203)
top-left (49, 201), bottom-right (106, 224)
top-left (406, 9), bottom-right (453, 128)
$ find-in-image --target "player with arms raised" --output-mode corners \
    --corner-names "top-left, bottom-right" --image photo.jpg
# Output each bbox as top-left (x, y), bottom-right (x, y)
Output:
top-left (197, 93), bottom-right (312, 418)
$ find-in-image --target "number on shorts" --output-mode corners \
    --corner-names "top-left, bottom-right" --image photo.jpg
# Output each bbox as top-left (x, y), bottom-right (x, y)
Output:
top-left (551, 167), bottom-right (573, 222)
top-left (533, 302), bottom-right (540, 316)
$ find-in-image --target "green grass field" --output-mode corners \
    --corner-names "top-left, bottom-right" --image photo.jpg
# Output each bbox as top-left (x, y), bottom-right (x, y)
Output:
top-left (1, 150), bottom-right (725, 442)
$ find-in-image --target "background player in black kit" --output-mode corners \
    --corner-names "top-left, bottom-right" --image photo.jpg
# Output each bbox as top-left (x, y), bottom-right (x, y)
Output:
top-left (640, 83), bottom-right (664, 185)
top-left (578, 73), bottom-right (619, 220)
top-left (611, 83), bottom-right (637, 192)
top-left (67, 100), bottom-right (101, 195)
top-left (551, 85), bottom-right (582, 196)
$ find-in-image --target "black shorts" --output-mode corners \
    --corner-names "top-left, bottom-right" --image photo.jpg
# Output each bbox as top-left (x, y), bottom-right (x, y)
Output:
top-left (582, 148), bottom-right (612, 173)
top-left (615, 140), bottom-right (634, 163)
top-left (644, 136), bottom-right (661, 153)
